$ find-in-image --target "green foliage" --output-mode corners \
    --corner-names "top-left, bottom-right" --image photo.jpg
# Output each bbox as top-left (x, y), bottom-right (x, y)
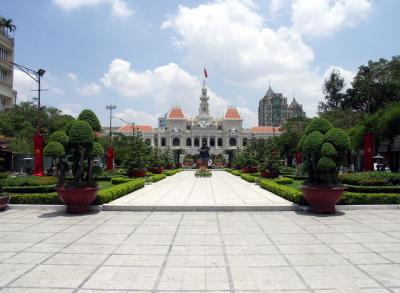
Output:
top-left (111, 177), bottom-right (131, 184)
top-left (78, 109), bottom-right (101, 132)
top-left (321, 142), bottom-right (337, 157)
top-left (274, 177), bottom-right (294, 185)
top-left (319, 110), bottom-right (365, 130)
top-left (113, 132), bottom-right (151, 170)
top-left (44, 141), bottom-right (65, 158)
top-left (296, 135), bottom-right (306, 151)
top-left (278, 117), bottom-right (311, 161)
top-left (9, 193), bottom-right (62, 205)
top-left (344, 184), bottom-right (400, 193)
top-left (319, 69), bottom-right (346, 112)
top-left (317, 156), bottom-right (336, 170)
top-left (227, 169), bottom-right (242, 176)
top-left (2, 176), bottom-right (57, 187)
top-left (148, 174), bottom-right (167, 182)
top-left (150, 147), bottom-right (164, 167)
top-left (303, 131), bottom-right (324, 154)
top-left (195, 169), bottom-right (212, 177)
top-left (69, 120), bottom-right (94, 145)
top-left (305, 118), bottom-right (332, 135)
top-left (3, 185), bottom-right (55, 193)
top-left (339, 172), bottom-right (400, 186)
top-left (340, 192), bottom-right (400, 205)
top-left (259, 179), bottom-right (303, 203)
top-left (163, 169), bottom-right (182, 176)
top-left (49, 130), bottom-right (69, 146)
top-left (240, 173), bottom-right (256, 182)
top-left (324, 128), bottom-right (350, 151)
top-left (95, 179), bottom-right (145, 204)
top-left (91, 142), bottom-right (104, 157)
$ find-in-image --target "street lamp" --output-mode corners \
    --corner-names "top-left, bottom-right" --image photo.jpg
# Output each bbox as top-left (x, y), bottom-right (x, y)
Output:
top-left (7, 60), bottom-right (46, 176)
top-left (105, 105), bottom-right (116, 170)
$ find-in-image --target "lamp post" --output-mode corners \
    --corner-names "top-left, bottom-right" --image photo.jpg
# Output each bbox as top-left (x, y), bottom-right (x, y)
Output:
top-left (8, 61), bottom-right (46, 176)
top-left (105, 105), bottom-right (116, 170)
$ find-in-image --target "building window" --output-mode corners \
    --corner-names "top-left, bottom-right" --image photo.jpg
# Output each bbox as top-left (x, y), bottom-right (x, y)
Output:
top-left (243, 138), bottom-right (248, 146)
top-left (0, 48), bottom-right (7, 60)
top-left (161, 137), bottom-right (166, 146)
top-left (172, 137), bottom-right (180, 146)
top-left (186, 137), bottom-right (192, 147)
top-left (145, 139), bottom-right (151, 145)
top-left (186, 125), bottom-right (191, 130)
top-left (154, 138), bottom-right (158, 146)
top-left (218, 125), bottom-right (222, 130)
top-left (229, 137), bottom-right (237, 147)
top-left (194, 137), bottom-right (200, 147)
top-left (1, 99), bottom-right (5, 109)
top-left (210, 137), bottom-right (215, 147)
top-left (0, 69), bottom-right (7, 81)
top-left (218, 138), bottom-right (223, 147)
top-left (202, 137), bottom-right (207, 146)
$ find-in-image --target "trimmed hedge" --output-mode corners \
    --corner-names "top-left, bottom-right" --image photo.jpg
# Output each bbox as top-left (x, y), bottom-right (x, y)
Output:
top-left (111, 177), bottom-right (131, 185)
top-left (344, 184), bottom-right (400, 193)
top-left (148, 174), bottom-right (167, 182)
top-left (340, 192), bottom-right (400, 205)
top-left (3, 185), bottom-right (56, 193)
top-left (339, 172), bottom-right (400, 186)
top-left (2, 176), bottom-right (57, 187)
top-left (164, 169), bottom-right (182, 176)
top-left (9, 192), bottom-right (62, 205)
top-left (229, 169), bottom-right (242, 176)
top-left (274, 177), bottom-right (294, 185)
top-left (240, 173), bottom-right (256, 183)
top-left (259, 179), bottom-right (303, 204)
top-left (95, 179), bottom-right (145, 204)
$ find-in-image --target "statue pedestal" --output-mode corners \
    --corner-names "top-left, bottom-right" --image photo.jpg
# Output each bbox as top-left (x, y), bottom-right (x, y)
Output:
top-left (196, 159), bottom-right (208, 169)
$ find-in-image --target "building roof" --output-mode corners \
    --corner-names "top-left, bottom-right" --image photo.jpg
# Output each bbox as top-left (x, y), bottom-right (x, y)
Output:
top-left (250, 126), bottom-right (281, 134)
top-left (265, 86), bottom-right (275, 97)
top-left (167, 107), bottom-right (185, 119)
top-left (289, 97), bottom-right (300, 108)
top-left (117, 125), bottom-right (154, 133)
top-left (224, 107), bottom-right (241, 119)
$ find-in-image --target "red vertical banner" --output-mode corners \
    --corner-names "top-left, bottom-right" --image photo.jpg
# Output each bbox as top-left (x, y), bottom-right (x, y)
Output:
top-left (33, 133), bottom-right (44, 176)
top-left (295, 151), bottom-right (302, 165)
top-left (363, 132), bottom-right (374, 171)
top-left (107, 146), bottom-right (114, 170)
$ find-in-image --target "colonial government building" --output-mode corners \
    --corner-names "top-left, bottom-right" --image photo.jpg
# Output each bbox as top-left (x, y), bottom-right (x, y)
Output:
top-left (115, 85), bottom-right (280, 155)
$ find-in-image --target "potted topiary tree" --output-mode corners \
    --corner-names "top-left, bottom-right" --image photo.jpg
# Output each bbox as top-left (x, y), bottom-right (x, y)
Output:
top-left (149, 147), bottom-right (164, 174)
top-left (50, 110), bottom-right (104, 213)
top-left (297, 117), bottom-right (350, 213)
top-left (259, 138), bottom-right (281, 178)
top-left (124, 131), bottom-right (150, 178)
top-left (242, 158), bottom-right (258, 173)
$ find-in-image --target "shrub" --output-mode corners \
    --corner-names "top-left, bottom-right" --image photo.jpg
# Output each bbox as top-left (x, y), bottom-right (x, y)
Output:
top-left (9, 192), bottom-right (62, 205)
top-left (2, 176), bottom-right (57, 187)
top-left (49, 130), bottom-right (69, 146)
top-left (339, 172), bottom-right (400, 186)
top-left (69, 120), bottom-right (94, 145)
top-left (44, 141), bottom-right (65, 158)
top-left (344, 184), bottom-right (400, 193)
top-left (148, 174), bottom-right (167, 182)
top-left (229, 169), bottom-right (242, 176)
top-left (95, 179), bottom-right (145, 204)
top-left (305, 118), bottom-right (332, 135)
top-left (195, 169), bottom-right (212, 177)
top-left (240, 173), bottom-right (256, 182)
top-left (274, 177), bottom-right (294, 185)
top-left (324, 128), bottom-right (350, 151)
top-left (164, 169), bottom-right (182, 176)
top-left (340, 192), bottom-right (400, 205)
top-left (320, 142), bottom-right (337, 157)
top-left (259, 179), bottom-right (303, 203)
top-left (111, 177), bottom-right (131, 184)
top-left (78, 109), bottom-right (101, 132)
top-left (3, 185), bottom-right (55, 193)
top-left (303, 131), bottom-right (324, 154)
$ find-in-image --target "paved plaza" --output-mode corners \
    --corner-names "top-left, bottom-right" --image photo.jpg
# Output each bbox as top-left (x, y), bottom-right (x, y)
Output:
top-left (0, 208), bottom-right (400, 292)
top-left (105, 171), bottom-right (293, 210)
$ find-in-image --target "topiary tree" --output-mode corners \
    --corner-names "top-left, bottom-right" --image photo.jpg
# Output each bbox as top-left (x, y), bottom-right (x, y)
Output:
top-left (297, 117), bottom-right (350, 185)
top-left (78, 109), bottom-right (101, 132)
top-left (49, 130), bottom-right (69, 146)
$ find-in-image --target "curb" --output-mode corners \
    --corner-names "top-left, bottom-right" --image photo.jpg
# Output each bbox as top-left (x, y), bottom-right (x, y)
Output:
top-left (7, 204), bottom-right (103, 212)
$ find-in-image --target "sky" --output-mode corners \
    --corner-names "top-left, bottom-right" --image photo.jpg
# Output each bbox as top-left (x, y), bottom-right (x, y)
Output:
top-left (3, 0), bottom-right (400, 128)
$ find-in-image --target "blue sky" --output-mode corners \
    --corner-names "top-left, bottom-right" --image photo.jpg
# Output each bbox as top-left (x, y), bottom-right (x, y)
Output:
top-left (3, 0), bottom-right (400, 127)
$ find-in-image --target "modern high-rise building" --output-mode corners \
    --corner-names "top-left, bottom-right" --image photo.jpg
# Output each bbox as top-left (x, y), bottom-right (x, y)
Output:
top-left (0, 25), bottom-right (16, 110)
top-left (258, 86), bottom-right (305, 126)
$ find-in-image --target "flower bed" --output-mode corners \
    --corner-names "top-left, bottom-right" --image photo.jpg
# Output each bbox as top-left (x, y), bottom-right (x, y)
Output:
top-left (195, 169), bottom-right (212, 177)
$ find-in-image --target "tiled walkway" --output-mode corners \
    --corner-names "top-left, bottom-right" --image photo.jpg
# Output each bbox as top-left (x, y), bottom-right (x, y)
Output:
top-left (105, 171), bottom-right (293, 210)
top-left (1, 209), bottom-right (400, 292)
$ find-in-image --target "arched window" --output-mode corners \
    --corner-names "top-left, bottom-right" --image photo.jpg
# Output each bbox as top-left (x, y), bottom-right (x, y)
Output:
top-left (202, 137), bottom-right (207, 146)
top-left (210, 137), bottom-right (215, 147)
top-left (172, 137), bottom-right (180, 146)
top-left (186, 137), bottom-right (192, 147)
top-left (218, 138), bottom-right (223, 147)
top-left (194, 137), bottom-right (200, 147)
top-left (161, 137), bottom-right (166, 146)
top-left (229, 137), bottom-right (237, 147)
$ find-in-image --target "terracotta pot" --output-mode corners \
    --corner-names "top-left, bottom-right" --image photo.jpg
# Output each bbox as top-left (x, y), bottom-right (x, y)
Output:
top-left (196, 159), bottom-right (208, 169)
top-left (0, 195), bottom-right (10, 211)
top-left (301, 185), bottom-right (345, 214)
top-left (56, 187), bottom-right (98, 214)
top-left (261, 170), bottom-right (280, 178)
top-left (127, 169), bottom-right (147, 178)
top-left (242, 166), bottom-right (258, 173)
top-left (150, 166), bottom-right (164, 174)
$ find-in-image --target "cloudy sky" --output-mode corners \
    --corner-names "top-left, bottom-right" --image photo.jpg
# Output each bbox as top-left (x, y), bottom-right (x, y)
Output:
top-left (3, 0), bottom-right (399, 127)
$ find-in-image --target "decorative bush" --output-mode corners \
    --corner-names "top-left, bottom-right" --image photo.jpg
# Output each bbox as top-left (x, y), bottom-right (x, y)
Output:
top-left (49, 130), bottom-right (69, 146)
top-left (111, 177), bottom-right (131, 185)
top-left (95, 179), bottom-right (145, 204)
top-left (259, 179), bottom-right (303, 204)
top-left (195, 168), bottom-right (212, 177)
top-left (148, 174), bottom-right (167, 182)
top-left (9, 192), bottom-right (62, 205)
top-left (77, 109), bottom-right (101, 132)
top-left (240, 173), bottom-right (256, 182)
top-left (164, 169), bottom-right (182, 176)
top-left (339, 172), bottom-right (400, 186)
top-left (344, 184), bottom-right (400, 193)
top-left (3, 185), bottom-right (55, 193)
top-left (297, 118), bottom-right (350, 185)
top-left (274, 177), bottom-right (294, 185)
top-left (340, 192), bottom-right (400, 205)
top-left (44, 141), bottom-right (65, 158)
top-left (2, 176), bottom-right (57, 187)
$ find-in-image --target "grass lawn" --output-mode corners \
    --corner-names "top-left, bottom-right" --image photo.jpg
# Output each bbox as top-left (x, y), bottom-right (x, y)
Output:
top-left (286, 179), bottom-right (304, 190)
top-left (98, 181), bottom-right (114, 190)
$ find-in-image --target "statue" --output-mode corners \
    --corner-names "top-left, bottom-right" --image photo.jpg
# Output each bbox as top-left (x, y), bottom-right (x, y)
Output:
top-left (197, 141), bottom-right (210, 168)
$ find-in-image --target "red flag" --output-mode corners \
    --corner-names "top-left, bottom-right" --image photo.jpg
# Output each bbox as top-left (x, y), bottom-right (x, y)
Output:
top-left (204, 67), bottom-right (208, 78)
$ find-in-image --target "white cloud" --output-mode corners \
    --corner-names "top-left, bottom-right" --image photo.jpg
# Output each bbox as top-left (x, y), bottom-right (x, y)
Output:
top-left (67, 72), bottom-right (78, 82)
top-left (53, 0), bottom-right (134, 18)
top-left (59, 103), bottom-right (82, 117)
top-left (76, 82), bottom-right (102, 96)
top-left (269, 0), bottom-right (285, 15)
top-left (13, 69), bottom-right (37, 102)
top-left (291, 0), bottom-right (372, 37)
top-left (114, 109), bottom-right (158, 126)
top-left (322, 66), bottom-right (355, 91)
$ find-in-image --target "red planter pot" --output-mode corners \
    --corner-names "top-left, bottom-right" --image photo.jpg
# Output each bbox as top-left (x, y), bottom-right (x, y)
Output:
top-left (242, 166), bottom-right (258, 173)
top-left (0, 195), bottom-right (10, 211)
top-left (127, 169), bottom-right (147, 178)
top-left (301, 185), bottom-right (345, 214)
top-left (150, 167), bottom-right (164, 174)
top-left (56, 187), bottom-right (98, 214)
top-left (260, 170), bottom-right (280, 178)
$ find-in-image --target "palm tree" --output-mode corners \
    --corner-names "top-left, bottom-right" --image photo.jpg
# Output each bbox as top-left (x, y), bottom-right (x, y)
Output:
top-left (0, 17), bottom-right (16, 33)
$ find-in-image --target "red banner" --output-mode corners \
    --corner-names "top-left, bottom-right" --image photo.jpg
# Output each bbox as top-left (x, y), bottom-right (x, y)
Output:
top-left (33, 133), bottom-right (44, 176)
top-left (363, 132), bottom-right (374, 171)
top-left (295, 152), bottom-right (302, 165)
top-left (107, 146), bottom-right (114, 170)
